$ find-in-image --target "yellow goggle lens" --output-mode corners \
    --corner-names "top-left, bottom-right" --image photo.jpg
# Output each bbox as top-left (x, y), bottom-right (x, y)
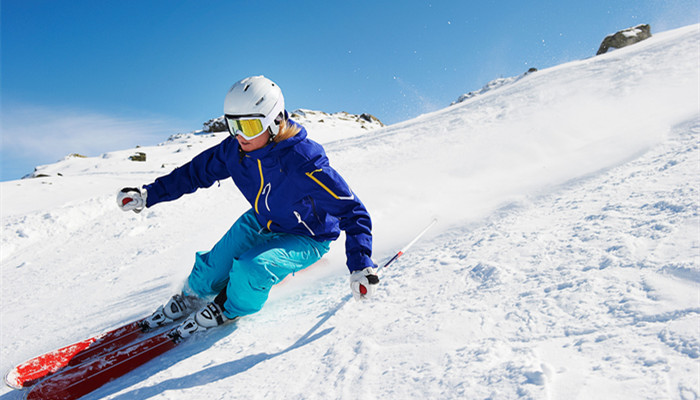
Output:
top-left (230, 118), bottom-right (264, 138)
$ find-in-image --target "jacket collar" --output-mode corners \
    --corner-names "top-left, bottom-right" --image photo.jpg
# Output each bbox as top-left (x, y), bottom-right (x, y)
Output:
top-left (239, 119), bottom-right (307, 160)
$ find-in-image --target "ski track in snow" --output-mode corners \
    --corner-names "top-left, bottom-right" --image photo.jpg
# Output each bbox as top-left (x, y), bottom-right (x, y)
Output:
top-left (409, 118), bottom-right (699, 400)
top-left (1, 24), bottom-right (699, 400)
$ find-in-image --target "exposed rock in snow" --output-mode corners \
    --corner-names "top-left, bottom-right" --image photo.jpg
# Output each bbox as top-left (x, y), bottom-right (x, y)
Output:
top-left (597, 24), bottom-right (653, 55)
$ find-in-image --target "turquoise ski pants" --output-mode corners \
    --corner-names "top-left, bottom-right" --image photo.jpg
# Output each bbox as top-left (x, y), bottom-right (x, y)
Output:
top-left (186, 209), bottom-right (331, 319)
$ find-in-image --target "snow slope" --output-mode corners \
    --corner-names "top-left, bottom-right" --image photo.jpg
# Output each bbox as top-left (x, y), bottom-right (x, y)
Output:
top-left (1, 24), bottom-right (698, 400)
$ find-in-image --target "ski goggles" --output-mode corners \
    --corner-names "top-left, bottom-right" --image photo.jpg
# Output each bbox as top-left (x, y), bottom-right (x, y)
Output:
top-left (225, 113), bottom-right (276, 140)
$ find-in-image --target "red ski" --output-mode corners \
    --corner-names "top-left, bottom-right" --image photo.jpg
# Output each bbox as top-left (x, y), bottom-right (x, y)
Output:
top-left (4, 318), bottom-right (151, 389)
top-left (24, 329), bottom-right (181, 400)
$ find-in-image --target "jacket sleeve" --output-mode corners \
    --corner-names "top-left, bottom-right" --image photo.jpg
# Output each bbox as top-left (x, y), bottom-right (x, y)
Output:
top-left (299, 159), bottom-right (373, 272)
top-left (143, 138), bottom-right (234, 207)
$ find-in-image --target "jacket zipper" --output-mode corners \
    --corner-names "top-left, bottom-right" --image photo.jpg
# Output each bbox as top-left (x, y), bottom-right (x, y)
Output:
top-left (293, 211), bottom-right (315, 236)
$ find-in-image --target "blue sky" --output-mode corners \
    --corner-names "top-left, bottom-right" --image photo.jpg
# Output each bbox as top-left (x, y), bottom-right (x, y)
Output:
top-left (2, 0), bottom-right (698, 181)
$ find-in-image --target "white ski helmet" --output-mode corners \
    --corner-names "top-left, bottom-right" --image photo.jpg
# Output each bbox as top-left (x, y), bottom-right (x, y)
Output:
top-left (223, 76), bottom-right (285, 140)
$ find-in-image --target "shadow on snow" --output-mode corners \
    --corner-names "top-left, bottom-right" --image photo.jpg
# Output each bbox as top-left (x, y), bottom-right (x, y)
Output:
top-left (101, 295), bottom-right (351, 400)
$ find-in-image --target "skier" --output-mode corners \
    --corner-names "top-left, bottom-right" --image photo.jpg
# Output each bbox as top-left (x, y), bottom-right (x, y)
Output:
top-left (117, 76), bottom-right (379, 337)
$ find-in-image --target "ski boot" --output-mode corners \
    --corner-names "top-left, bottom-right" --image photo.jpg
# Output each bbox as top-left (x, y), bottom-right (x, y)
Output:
top-left (140, 293), bottom-right (202, 331)
top-left (171, 302), bottom-right (235, 339)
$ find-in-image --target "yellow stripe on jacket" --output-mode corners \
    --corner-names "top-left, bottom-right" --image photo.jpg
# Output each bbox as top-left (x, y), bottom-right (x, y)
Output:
top-left (306, 169), bottom-right (354, 200)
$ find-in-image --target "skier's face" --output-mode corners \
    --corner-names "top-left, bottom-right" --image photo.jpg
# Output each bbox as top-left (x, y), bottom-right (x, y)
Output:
top-left (236, 129), bottom-right (270, 152)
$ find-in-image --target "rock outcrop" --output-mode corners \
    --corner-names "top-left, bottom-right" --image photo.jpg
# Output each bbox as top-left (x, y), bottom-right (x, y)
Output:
top-left (597, 24), bottom-right (652, 55)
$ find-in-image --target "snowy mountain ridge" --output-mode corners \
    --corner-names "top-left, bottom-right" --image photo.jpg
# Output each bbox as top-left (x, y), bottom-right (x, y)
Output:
top-left (21, 108), bottom-right (383, 180)
top-left (200, 109), bottom-right (384, 136)
top-left (451, 67), bottom-right (538, 106)
top-left (1, 24), bottom-right (698, 400)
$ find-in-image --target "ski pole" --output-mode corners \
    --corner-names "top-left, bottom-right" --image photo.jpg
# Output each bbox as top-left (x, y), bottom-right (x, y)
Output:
top-left (379, 218), bottom-right (438, 272)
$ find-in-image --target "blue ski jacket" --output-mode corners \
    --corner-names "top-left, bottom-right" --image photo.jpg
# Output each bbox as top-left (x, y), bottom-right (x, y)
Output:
top-left (143, 120), bottom-right (373, 272)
